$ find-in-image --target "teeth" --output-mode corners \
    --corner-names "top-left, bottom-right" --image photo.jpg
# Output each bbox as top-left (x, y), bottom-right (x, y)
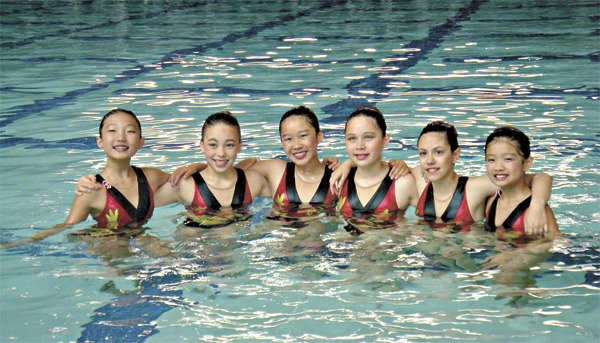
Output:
top-left (113, 146), bottom-right (128, 151)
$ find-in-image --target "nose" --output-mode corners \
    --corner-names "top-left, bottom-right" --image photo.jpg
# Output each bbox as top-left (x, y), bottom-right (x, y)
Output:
top-left (356, 138), bottom-right (366, 149)
top-left (493, 160), bottom-right (504, 171)
top-left (426, 153), bottom-right (435, 165)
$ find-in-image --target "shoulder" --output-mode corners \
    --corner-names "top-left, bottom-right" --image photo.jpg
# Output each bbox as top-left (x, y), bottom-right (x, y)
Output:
top-left (140, 167), bottom-right (170, 189)
top-left (254, 159), bottom-right (287, 170)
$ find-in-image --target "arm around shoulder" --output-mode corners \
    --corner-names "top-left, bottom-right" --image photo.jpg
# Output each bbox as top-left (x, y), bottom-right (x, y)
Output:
top-left (246, 169), bottom-right (272, 199)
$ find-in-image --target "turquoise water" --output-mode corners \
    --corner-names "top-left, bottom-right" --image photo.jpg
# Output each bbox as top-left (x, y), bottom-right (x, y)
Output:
top-left (1, 0), bottom-right (598, 342)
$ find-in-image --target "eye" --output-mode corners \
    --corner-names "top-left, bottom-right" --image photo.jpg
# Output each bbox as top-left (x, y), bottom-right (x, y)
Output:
top-left (435, 149), bottom-right (444, 155)
top-left (208, 143), bottom-right (217, 148)
top-left (419, 151), bottom-right (427, 157)
top-left (226, 143), bottom-right (235, 148)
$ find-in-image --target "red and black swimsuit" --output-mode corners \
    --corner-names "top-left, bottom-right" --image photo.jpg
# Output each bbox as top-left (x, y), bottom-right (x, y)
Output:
top-left (415, 176), bottom-right (475, 230)
top-left (92, 166), bottom-right (154, 230)
top-left (184, 168), bottom-right (253, 227)
top-left (273, 162), bottom-right (337, 207)
top-left (268, 162), bottom-right (337, 226)
top-left (338, 167), bottom-right (400, 234)
top-left (486, 194), bottom-right (532, 244)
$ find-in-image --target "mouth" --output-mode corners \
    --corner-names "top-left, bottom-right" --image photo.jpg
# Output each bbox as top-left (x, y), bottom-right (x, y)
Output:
top-left (354, 153), bottom-right (369, 160)
top-left (292, 151), bottom-right (307, 159)
top-left (113, 145), bottom-right (129, 152)
top-left (494, 173), bottom-right (508, 181)
top-left (425, 167), bottom-right (440, 174)
top-left (213, 159), bottom-right (229, 167)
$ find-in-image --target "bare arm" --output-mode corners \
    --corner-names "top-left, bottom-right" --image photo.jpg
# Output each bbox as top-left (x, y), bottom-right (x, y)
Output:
top-left (2, 193), bottom-right (94, 250)
top-left (523, 173), bottom-right (553, 235)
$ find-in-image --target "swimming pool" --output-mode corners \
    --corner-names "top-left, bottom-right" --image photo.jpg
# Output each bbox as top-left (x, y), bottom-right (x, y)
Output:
top-left (1, 0), bottom-right (598, 342)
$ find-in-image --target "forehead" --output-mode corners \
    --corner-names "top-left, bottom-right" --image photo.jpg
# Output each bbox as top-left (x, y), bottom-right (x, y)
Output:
top-left (104, 112), bottom-right (138, 126)
top-left (418, 132), bottom-right (449, 147)
top-left (203, 122), bottom-right (240, 139)
top-left (346, 115), bottom-right (380, 132)
top-left (280, 115), bottom-right (314, 132)
top-left (486, 137), bottom-right (520, 153)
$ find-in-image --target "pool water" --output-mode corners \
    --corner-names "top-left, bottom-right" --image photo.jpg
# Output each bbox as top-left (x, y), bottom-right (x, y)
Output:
top-left (1, 0), bottom-right (598, 342)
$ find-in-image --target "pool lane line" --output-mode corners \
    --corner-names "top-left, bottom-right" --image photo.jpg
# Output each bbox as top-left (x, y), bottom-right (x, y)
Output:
top-left (0, 0), bottom-right (351, 131)
top-left (320, 0), bottom-right (489, 123)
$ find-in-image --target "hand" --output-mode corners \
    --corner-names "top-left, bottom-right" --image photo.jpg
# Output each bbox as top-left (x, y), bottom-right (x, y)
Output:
top-left (329, 160), bottom-right (352, 196)
top-left (322, 157), bottom-right (340, 171)
top-left (480, 252), bottom-right (513, 270)
top-left (387, 160), bottom-right (410, 179)
top-left (523, 200), bottom-right (549, 236)
top-left (75, 175), bottom-right (101, 196)
top-left (235, 158), bottom-right (257, 171)
top-left (169, 163), bottom-right (204, 187)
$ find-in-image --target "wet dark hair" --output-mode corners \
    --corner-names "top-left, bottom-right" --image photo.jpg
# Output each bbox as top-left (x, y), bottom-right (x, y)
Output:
top-left (99, 108), bottom-right (142, 138)
top-left (418, 121), bottom-right (459, 152)
top-left (485, 126), bottom-right (531, 159)
top-left (345, 106), bottom-right (386, 136)
top-left (279, 106), bottom-right (320, 134)
top-left (201, 111), bottom-right (241, 141)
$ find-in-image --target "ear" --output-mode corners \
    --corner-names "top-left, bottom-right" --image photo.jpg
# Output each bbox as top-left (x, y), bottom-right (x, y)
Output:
top-left (523, 156), bottom-right (533, 172)
top-left (138, 137), bottom-right (145, 149)
top-left (96, 136), bottom-right (103, 149)
top-left (199, 140), bottom-right (205, 154)
top-left (383, 134), bottom-right (390, 148)
top-left (452, 148), bottom-right (461, 164)
top-left (316, 131), bottom-right (324, 144)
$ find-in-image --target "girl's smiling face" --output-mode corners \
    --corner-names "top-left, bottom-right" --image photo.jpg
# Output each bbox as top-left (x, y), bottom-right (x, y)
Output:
top-left (485, 137), bottom-right (531, 188)
top-left (280, 115), bottom-right (322, 166)
top-left (201, 123), bottom-right (241, 172)
top-left (418, 132), bottom-right (460, 182)
top-left (97, 111), bottom-right (144, 160)
top-left (344, 115), bottom-right (389, 167)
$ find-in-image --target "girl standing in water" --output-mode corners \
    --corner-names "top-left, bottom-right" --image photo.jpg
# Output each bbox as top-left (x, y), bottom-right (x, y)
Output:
top-left (483, 126), bottom-right (558, 241)
top-left (2, 108), bottom-right (171, 248)
top-left (154, 111), bottom-right (270, 227)
top-left (336, 106), bottom-right (419, 233)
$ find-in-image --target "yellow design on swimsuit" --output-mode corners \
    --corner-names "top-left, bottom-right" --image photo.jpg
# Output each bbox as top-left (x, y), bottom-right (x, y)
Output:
top-left (105, 209), bottom-right (119, 230)
top-left (337, 197), bottom-right (346, 213)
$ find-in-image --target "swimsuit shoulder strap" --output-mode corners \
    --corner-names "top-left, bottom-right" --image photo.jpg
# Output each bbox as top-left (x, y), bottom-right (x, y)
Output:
top-left (231, 168), bottom-right (248, 208)
top-left (441, 176), bottom-right (468, 221)
top-left (502, 195), bottom-right (532, 229)
top-left (309, 165), bottom-right (332, 204)
top-left (284, 162), bottom-right (301, 204)
top-left (422, 182), bottom-right (437, 221)
top-left (131, 166), bottom-right (152, 221)
top-left (486, 195), bottom-right (500, 231)
top-left (192, 172), bottom-right (221, 210)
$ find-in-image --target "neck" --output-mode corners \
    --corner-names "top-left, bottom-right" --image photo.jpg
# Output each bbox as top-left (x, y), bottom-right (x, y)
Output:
top-left (431, 172), bottom-right (459, 194)
top-left (356, 161), bottom-right (388, 177)
top-left (202, 166), bottom-right (237, 183)
top-left (295, 158), bottom-right (324, 176)
top-left (103, 159), bottom-right (133, 179)
top-left (498, 181), bottom-right (530, 201)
